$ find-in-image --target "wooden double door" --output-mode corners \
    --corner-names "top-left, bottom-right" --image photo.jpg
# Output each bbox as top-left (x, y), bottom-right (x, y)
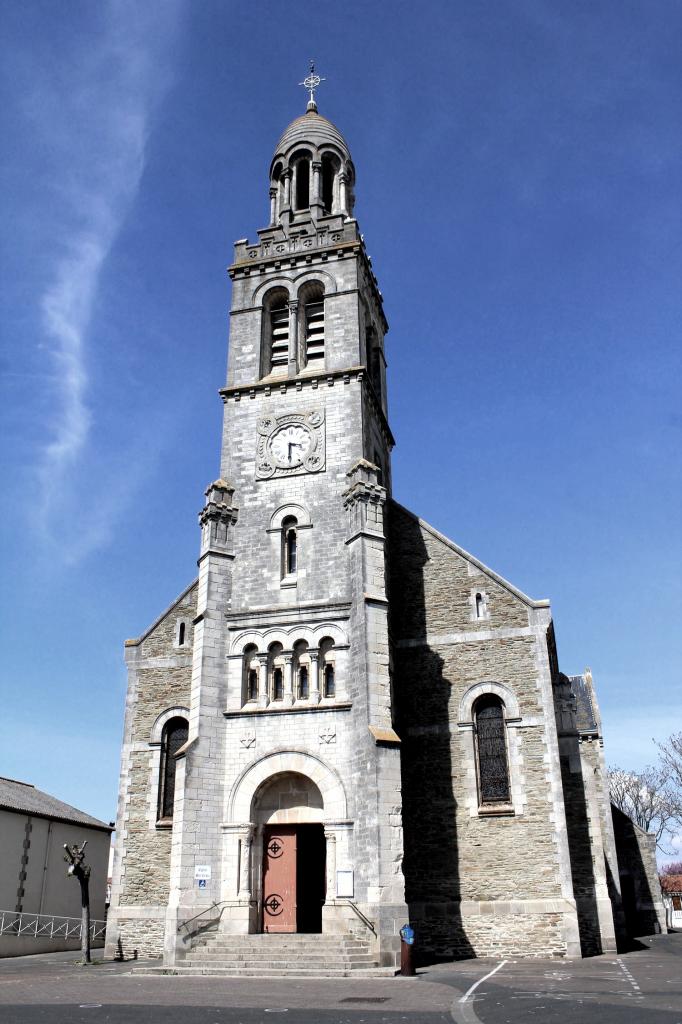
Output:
top-left (262, 824), bottom-right (326, 933)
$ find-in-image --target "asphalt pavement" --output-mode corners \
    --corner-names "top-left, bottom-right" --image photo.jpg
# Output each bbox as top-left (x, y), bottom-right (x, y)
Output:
top-left (0, 932), bottom-right (679, 1024)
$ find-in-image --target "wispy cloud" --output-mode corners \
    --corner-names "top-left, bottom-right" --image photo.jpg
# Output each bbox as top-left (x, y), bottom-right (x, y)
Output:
top-left (25, 1), bottom-right (183, 560)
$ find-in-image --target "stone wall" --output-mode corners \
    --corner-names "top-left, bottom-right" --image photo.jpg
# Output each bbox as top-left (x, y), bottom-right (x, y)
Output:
top-left (105, 583), bottom-right (196, 958)
top-left (612, 805), bottom-right (666, 938)
top-left (387, 500), bottom-right (579, 960)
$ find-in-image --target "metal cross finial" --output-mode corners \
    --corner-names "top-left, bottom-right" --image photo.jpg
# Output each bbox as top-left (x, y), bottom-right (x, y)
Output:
top-left (300, 60), bottom-right (325, 107)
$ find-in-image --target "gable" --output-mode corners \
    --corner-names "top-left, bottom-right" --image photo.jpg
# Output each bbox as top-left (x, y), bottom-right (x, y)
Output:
top-left (387, 501), bottom-right (548, 640)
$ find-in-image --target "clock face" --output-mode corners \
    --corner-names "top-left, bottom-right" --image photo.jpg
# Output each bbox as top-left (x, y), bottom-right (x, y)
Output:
top-left (268, 423), bottom-right (312, 468)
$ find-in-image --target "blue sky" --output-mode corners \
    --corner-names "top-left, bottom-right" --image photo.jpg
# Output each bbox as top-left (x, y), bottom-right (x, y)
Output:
top-left (1, 1), bottom-right (680, 837)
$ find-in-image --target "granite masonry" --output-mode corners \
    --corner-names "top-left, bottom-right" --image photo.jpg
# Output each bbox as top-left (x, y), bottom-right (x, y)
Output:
top-left (105, 96), bottom-right (663, 971)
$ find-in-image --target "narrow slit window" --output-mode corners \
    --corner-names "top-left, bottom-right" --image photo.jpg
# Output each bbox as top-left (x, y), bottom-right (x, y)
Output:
top-left (298, 665), bottom-right (309, 700)
top-left (475, 593), bottom-right (485, 619)
top-left (304, 299), bottom-right (325, 366)
top-left (178, 621), bottom-right (186, 646)
top-left (270, 304), bottom-right (289, 370)
top-left (273, 666), bottom-right (284, 701)
top-left (474, 697), bottom-right (511, 805)
top-left (286, 527), bottom-right (297, 574)
top-left (324, 663), bottom-right (335, 698)
top-left (282, 516), bottom-right (298, 577)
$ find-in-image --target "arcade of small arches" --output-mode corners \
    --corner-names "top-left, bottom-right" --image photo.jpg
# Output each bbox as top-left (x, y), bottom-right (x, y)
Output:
top-left (241, 637), bottom-right (338, 708)
top-left (269, 148), bottom-right (355, 227)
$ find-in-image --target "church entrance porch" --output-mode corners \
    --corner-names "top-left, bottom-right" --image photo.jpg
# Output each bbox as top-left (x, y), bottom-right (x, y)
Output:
top-left (262, 824), bottom-right (325, 933)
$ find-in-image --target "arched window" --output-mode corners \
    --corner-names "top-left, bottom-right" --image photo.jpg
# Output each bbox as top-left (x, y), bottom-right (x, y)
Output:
top-left (321, 153), bottom-right (338, 213)
top-left (319, 637), bottom-right (336, 699)
top-left (268, 642), bottom-right (284, 702)
top-left (475, 593), bottom-right (485, 619)
top-left (474, 696), bottom-right (510, 805)
top-left (282, 516), bottom-right (298, 575)
top-left (178, 621), bottom-right (186, 646)
top-left (262, 288), bottom-right (290, 376)
top-left (243, 644), bottom-right (259, 704)
top-left (295, 158), bottom-right (310, 210)
top-left (298, 664), bottom-right (309, 700)
top-left (248, 667), bottom-right (258, 702)
top-left (293, 639), bottom-right (309, 701)
top-left (157, 716), bottom-right (188, 821)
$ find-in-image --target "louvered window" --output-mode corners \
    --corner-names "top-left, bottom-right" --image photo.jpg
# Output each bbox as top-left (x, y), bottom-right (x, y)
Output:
top-left (158, 717), bottom-right (188, 821)
top-left (475, 697), bottom-right (510, 804)
top-left (305, 300), bottom-right (325, 366)
top-left (270, 305), bottom-right (289, 370)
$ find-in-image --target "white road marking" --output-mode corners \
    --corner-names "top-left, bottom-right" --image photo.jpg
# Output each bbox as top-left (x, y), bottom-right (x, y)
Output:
top-left (459, 960), bottom-right (508, 1003)
top-left (616, 957), bottom-right (643, 998)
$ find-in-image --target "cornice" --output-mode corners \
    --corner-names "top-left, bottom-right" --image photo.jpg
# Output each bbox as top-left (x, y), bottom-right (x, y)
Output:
top-left (220, 366), bottom-right (395, 449)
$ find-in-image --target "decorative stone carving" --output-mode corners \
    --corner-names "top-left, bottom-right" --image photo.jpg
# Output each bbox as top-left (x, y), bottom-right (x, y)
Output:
top-left (256, 409), bottom-right (326, 479)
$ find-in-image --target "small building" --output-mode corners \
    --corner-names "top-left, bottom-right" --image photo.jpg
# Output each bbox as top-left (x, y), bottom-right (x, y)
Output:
top-left (0, 776), bottom-right (112, 956)
top-left (660, 874), bottom-right (682, 931)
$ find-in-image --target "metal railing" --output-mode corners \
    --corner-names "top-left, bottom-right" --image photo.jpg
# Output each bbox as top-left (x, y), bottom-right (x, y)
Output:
top-left (0, 910), bottom-right (106, 941)
top-left (177, 901), bottom-right (227, 935)
top-left (342, 899), bottom-right (377, 937)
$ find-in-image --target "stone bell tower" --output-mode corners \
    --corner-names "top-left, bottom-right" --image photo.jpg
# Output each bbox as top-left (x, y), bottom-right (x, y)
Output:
top-left (160, 74), bottom-right (408, 967)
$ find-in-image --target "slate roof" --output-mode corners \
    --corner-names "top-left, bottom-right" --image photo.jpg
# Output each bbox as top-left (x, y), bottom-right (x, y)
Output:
top-left (0, 777), bottom-right (112, 831)
top-left (568, 674), bottom-right (599, 734)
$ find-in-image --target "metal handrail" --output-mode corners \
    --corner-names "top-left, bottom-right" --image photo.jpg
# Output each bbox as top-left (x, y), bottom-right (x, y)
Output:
top-left (342, 899), bottom-right (377, 937)
top-left (0, 909), bottom-right (106, 941)
top-left (177, 901), bottom-right (227, 934)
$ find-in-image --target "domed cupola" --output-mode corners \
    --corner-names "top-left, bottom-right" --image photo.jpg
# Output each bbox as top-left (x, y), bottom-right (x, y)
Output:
top-left (268, 64), bottom-right (355, 228)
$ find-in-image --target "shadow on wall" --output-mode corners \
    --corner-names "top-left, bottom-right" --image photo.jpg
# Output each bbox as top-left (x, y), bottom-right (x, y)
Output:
top-left (611, 805), bottom-right (663, 944)
top-left (386, 503), bottom-right (474, 964)
top-left (561, 747), bottom-right (603, 956)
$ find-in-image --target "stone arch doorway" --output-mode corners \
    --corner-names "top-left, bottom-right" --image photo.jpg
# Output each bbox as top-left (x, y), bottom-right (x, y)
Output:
top-left (253, 772), bottom-right (326, 934)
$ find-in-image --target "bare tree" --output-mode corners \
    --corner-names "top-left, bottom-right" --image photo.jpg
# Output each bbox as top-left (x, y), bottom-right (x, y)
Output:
top-left (657, 732), bottom-right (682, 792)
top-left (64, 841), bottom-right (92, 964)
top-left (608, 765), bottom-right (682, 853)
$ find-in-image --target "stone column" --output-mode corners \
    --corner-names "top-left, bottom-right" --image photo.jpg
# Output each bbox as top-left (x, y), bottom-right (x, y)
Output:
top-left (283, 654), bottom-right (294, 707)
top-left (239, 826), bottom-right (254, 900)
top-left (324, 828), bottom-right (337, 899)
top-left (309, 651), bottom-right (321, 705)
top-left (312, 161), bottom-right (321, 202)
top-left (310, 160), bottom-right (324, 218)
top-left (288, 300), bottom-right (299, 376)
top-left (269, 186), bottom-right (277, 226)
top-left (281, 169), bottom-right (292, 226)
top-left (339, 172), bottom-right (348, 217)
top-left (257, 654), bottom-right (269, 709)
top-left (291, 163), bottom-right (298, 211)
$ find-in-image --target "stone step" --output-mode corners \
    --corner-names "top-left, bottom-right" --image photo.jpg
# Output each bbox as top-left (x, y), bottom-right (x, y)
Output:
top-left (194, 940), bottom-right (372, 950)
top-left (184, 956), bottom-right (379, 967)
top-left (135, 965), bottom-right (395, 978)
top-left (193, 942), bottom-right (372, 954)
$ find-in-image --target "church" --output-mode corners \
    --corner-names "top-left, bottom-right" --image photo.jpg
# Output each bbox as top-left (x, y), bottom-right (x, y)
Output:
top-left (105, 78), bottom-right (665, 973)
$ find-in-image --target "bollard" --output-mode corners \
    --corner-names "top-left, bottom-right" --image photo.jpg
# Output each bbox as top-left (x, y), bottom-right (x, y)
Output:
top-left (399, 923), bottom-right (415, 976)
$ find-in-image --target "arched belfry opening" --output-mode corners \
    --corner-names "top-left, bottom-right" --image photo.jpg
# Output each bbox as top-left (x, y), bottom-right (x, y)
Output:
top-left (268, 106), bottom-right (356, 227)
top-left (252, 772), bottom-right (326, 934)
